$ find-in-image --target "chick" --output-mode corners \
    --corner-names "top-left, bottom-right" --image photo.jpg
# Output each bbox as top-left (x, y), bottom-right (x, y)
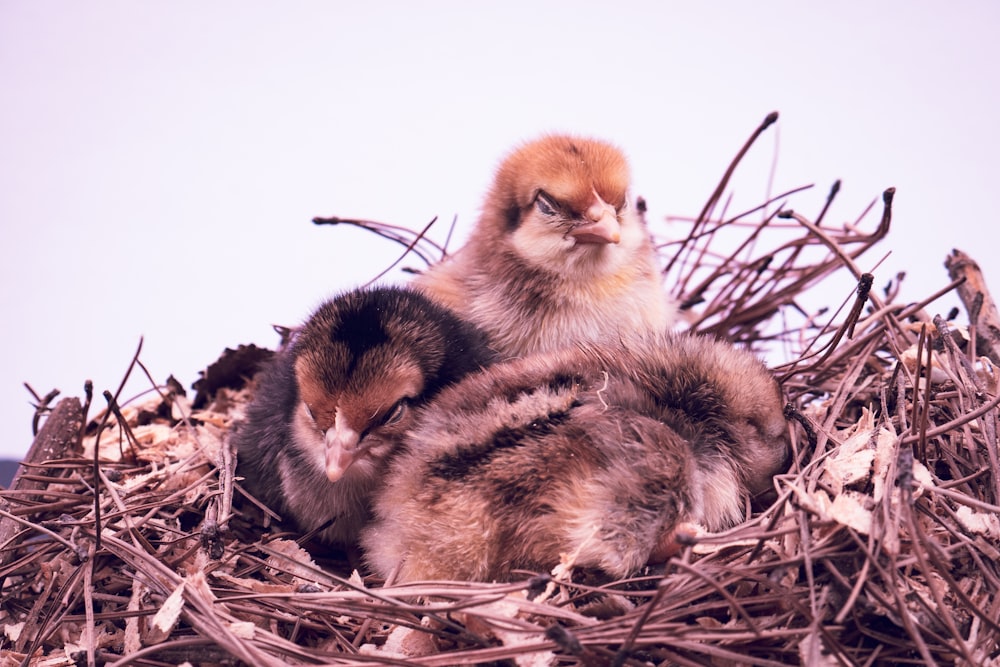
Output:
top-left (362, 332), bottom-right (789, 582)
top-left (414, 134), bottom-right (673, 357)
top-left (233, 286), bottom-right (497, 549)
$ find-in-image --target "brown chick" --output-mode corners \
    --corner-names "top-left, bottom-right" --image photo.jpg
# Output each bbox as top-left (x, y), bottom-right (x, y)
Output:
top-left (361, 332), bottom-right (789, 582)
top-left (233, 286), bottom-right (497, 549)
top-left (414, 134), bottom-right (673, 357)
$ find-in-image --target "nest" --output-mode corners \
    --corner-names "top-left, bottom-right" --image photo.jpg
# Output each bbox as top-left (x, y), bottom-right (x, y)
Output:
top-left (3, 113), bottom-right (1000, 666)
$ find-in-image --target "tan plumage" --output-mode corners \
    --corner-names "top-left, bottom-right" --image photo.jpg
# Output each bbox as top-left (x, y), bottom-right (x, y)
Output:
top-left (362, 332), bottom-right (790, 582)
top-left (233, 287), bottom-right (496, 549)
top-left (414, 134), bottom-right (674, 357)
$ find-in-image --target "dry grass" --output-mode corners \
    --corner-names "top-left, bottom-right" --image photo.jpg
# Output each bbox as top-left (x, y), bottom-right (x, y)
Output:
top-left (3, 113), bottom-right (999, 666)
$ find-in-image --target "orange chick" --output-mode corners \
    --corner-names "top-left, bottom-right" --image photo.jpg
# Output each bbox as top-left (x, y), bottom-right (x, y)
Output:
top-left (414, 134), bottom-right (673, 357)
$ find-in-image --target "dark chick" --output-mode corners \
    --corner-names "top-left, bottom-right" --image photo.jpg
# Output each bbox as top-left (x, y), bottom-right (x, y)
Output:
top-left (233, 286), bottom-right (496, 549)
top-left (362, 332), bottom-right (789, 582)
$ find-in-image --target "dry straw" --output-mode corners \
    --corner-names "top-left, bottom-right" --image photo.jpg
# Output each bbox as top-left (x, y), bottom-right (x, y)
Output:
top-left (3, 113), bottom-right (999, 666)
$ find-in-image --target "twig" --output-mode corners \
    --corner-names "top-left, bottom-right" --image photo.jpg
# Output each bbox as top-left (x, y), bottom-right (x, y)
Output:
top-left (695, 111), bottom-right (780, 227)
top-left (362, 215), bottom-right (440, 287)
top-left (24, 384), bottom-right (61, 437)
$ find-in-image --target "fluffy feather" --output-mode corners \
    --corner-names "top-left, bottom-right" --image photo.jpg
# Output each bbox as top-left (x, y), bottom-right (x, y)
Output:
top-left (233, 286), bottom-right (496, 549)
top-left (415, 134), bottom-right (674, 357)
top-left (363, 332), bottom-right (789, 581)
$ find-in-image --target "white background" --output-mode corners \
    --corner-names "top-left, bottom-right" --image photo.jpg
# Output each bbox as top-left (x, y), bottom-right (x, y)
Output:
top-left (2, 1), bottom-right (999, 458)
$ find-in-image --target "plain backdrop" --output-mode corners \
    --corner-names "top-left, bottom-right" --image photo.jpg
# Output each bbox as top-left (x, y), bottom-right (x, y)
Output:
top-left (2, 1), bottom-right (999, 459)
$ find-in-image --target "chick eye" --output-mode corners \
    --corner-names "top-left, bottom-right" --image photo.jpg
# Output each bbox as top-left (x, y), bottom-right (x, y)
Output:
top-left (304, 404), bottom-right (316, 422)
top-left (534, 191), bottom-right (559, 216)
top-left (380, 400), bottom-right (408, 427)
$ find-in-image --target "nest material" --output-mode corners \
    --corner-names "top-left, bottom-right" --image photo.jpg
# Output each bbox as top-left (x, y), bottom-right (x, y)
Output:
top-left (4, 113), bottom-right (1000, 666)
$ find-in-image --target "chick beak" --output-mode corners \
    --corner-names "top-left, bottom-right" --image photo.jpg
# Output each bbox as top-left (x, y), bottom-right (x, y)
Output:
top-left (324, 416), bottom-right (361, 482)
top-left (569, 200), bottom-right (621, 245)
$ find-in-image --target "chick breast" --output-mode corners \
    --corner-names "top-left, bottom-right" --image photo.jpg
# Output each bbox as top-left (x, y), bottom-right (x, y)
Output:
top-left (233, 286), bottom-right (496, 549)
top-left (362, 332), bottom-right (789, 582)
top-left (414, 134), bottom-right (674, 357)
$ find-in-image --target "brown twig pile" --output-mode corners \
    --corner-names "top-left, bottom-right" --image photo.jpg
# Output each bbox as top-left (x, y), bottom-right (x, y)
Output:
top-left (3, 113), bottom-right (1000, 666)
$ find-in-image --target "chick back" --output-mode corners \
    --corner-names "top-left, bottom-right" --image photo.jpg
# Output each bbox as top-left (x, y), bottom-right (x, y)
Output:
top-left (363, 331), bottom-right (789, 582)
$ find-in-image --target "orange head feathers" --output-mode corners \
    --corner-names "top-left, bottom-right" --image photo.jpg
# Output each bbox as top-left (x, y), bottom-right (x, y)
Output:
top-left (485, 135), bottom-right (631, 246)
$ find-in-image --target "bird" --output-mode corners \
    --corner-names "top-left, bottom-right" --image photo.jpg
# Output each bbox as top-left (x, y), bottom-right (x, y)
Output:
top-left (232, 286), bottom-right (498, 550)
top-left (413, 134), bottom-right (674, 357)
top-left (361, 331), bottom-right (789, 582)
